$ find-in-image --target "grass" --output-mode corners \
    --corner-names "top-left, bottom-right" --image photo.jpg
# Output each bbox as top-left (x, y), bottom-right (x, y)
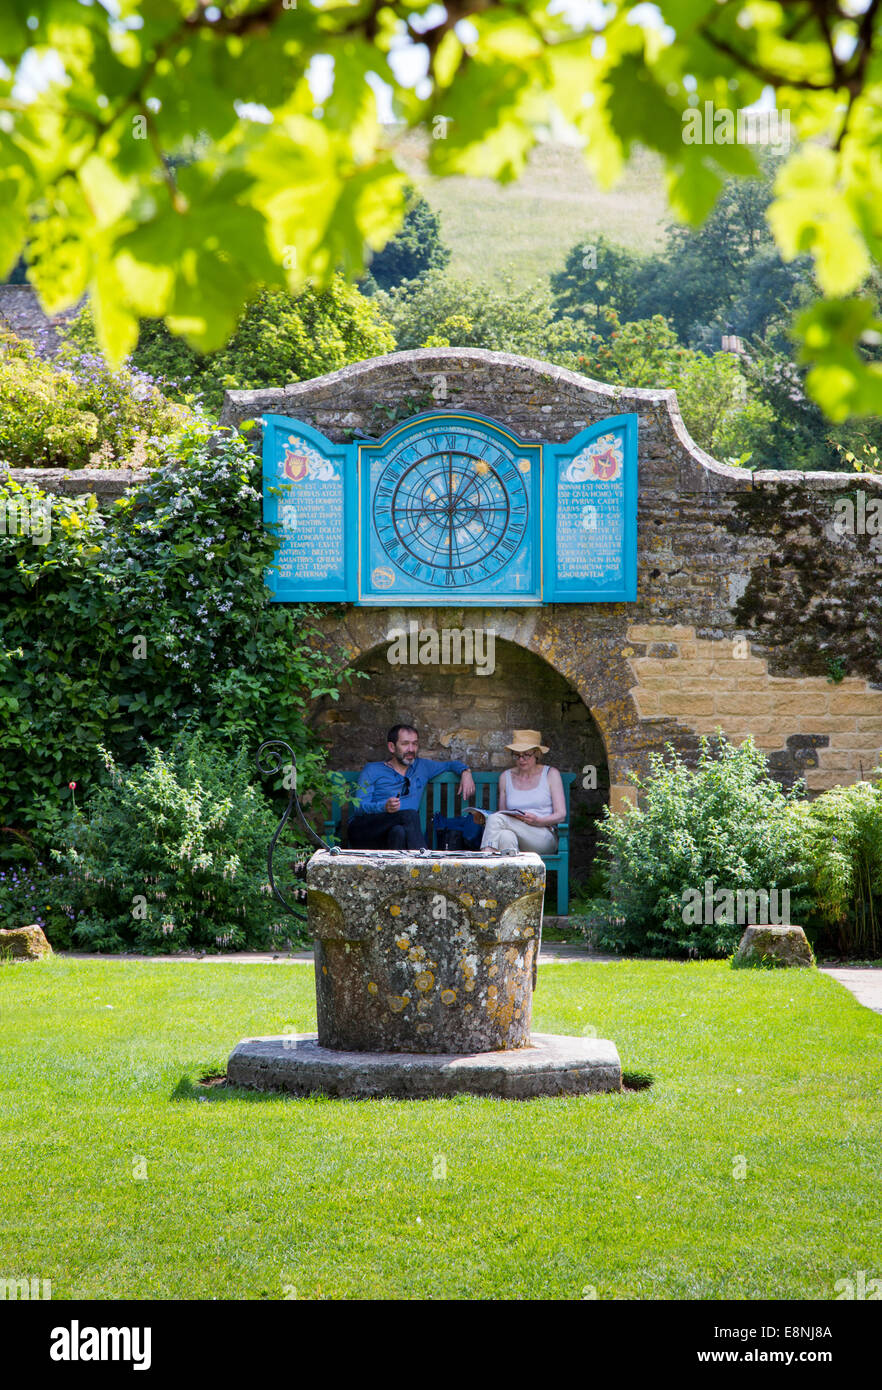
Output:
top-left (1, 956), bottom-right (880, 1300)
top-left (391, 133), bottom-right (670, 290)
top-left (540, 922), bottom-right (585, 942)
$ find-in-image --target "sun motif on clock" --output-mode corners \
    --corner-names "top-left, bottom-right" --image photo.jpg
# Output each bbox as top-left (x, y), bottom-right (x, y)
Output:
top-left (371, 427), bottom-right (530, 589)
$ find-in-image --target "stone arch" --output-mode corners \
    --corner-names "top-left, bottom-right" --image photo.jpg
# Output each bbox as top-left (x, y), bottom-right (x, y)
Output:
top-left (307, 605), bottom-right (682, 822)
top-left (308, 621), bottom-right (609, 877)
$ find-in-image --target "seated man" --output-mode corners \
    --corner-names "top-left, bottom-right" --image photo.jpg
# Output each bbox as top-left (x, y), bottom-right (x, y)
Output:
top-left (347, 723), bottom-right (476, 850)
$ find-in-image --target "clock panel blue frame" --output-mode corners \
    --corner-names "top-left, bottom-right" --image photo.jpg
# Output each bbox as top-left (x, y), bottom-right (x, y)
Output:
top-left (358, 412), bottom-right (542, 606)
top-left (261, 410), bottom-right (638, 605)
top-left (543, 414), bottom-right (638, 603)
top-left (262, 414), bottom-right (357, 602)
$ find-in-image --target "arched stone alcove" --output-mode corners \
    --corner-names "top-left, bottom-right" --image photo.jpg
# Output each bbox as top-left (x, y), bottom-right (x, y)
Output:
top-left (306, 603), bottom-right (698, 820)
top-left (310, 632), bottom-right (610, 878)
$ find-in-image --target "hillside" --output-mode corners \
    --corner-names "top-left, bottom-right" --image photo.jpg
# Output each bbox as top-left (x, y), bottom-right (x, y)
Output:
top-left (391, 134), bottom-right (671, 290)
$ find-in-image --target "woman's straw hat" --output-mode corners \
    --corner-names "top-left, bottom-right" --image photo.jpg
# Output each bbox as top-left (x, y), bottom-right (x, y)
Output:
top-left (506, 729), bottom-right (550, 755)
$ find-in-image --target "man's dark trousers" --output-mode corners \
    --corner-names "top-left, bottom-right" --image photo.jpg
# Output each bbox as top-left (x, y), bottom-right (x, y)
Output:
top-left (347, 808), bottom-right (427, 850)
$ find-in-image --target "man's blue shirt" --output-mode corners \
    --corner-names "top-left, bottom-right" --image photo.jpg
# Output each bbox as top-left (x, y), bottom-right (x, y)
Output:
top-left (351, 757), bottom-right (468, 816)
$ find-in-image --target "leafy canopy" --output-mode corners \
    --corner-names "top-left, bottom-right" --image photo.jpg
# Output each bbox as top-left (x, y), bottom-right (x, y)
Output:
top-left (66, 276), bottom-right (395, 414)
top-left (362, 187), bottom-right (451, 292)
top-left (375, 265), bottom-right (580, 358)
top-left (572, 309), bottom-right (775, 465)
top-left (2, 2), bottom-right (882, 419)
top-left (551, 165), bottom-right (816, 347)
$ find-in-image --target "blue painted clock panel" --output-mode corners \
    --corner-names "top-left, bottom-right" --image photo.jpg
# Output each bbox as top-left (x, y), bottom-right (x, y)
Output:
top-left (544, 414), bottom-right (638, 602)
top-left (261, 414), bottom-right (356, 602)
top-left (359, 414), bottom-right (541, 605)
top-left (261, 409), bottom-right (638, 605)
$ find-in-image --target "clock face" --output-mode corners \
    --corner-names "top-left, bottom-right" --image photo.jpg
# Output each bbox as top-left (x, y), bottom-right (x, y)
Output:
top-left (371, 426), bottom-right (531, 589)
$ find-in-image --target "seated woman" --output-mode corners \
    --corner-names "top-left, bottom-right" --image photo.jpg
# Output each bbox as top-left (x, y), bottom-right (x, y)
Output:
top-left (481, 730), bottom-right (566, 856)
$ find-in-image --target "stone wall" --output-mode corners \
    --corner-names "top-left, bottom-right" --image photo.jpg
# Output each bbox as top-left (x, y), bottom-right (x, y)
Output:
top-left (0, 285), bottom-right (79, 358)
top-left (218, 348), bottom-right (882, 812)
top-left (6, 346), bottom-right (882, 838)
top-left (627, 624), bottom-right (882, 793)
top-left (2, 466), bottom-right (150, 506)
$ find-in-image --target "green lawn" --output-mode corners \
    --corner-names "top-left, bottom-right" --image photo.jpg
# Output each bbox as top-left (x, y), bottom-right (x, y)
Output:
top-left (392, 134), bottom-right (670, 289)
top-left (1, 957), bottom-right (880, 1300)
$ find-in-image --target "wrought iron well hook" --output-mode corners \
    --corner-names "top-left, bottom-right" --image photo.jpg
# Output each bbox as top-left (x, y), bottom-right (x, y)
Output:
top-left (256, 738), bottom-right (331, 917)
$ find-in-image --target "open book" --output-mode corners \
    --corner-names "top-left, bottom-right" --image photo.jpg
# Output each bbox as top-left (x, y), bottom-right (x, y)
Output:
top-left (461, 805), bottom-right (526, 821)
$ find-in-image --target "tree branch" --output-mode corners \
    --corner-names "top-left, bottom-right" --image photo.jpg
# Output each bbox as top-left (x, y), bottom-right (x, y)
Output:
top-left (700, 26), bottom-right (835, 92)
top-left (182, 0), bottom-right (287, 37)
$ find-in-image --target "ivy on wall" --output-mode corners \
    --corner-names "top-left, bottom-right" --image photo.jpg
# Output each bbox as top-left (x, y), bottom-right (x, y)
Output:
top-left (0, 425), bottom-right (352, 860)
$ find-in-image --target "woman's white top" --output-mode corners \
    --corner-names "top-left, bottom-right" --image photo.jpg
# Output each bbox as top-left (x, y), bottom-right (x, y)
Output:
top-left (503, 765), bottom-right (554, 817)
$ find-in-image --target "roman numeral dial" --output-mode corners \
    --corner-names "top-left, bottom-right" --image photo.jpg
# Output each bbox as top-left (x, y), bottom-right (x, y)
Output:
top-left (372, 428), bottom-right (530, 589)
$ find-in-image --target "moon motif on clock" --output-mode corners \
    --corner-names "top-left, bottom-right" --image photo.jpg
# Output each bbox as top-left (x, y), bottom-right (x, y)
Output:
top-left (372, 429), bottom-right (530, 588)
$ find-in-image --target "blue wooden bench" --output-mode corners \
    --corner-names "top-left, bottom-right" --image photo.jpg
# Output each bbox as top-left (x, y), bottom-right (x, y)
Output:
top-left (322, 770), bottom-right (576, 915)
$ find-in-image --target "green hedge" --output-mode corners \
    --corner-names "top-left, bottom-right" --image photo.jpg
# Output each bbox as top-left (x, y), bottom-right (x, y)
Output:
top-left (0, 425), bottom-right (353, 863)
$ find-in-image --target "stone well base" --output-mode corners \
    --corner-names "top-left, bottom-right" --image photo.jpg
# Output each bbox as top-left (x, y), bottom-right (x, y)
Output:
top-left (227, 1033), bottom-right (622, 1100)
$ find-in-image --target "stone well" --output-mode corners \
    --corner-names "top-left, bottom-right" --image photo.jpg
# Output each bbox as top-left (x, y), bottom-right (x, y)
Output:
top-left (309, 849), bottom-right (544, 1053)
top-left (227, 848), bottom-right (622, 1099)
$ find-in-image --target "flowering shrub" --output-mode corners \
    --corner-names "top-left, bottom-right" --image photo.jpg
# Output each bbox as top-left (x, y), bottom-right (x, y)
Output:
top-left (64, 279), bottom-right (395, 417)
top-left (582, 734), bottom-right (812, 957)
top-left (0, 859), bottom-right (77, 948)
top-left (50, 735), bottom-right (305, 953)
top-left (0, 330), bottom-right (205, 469)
